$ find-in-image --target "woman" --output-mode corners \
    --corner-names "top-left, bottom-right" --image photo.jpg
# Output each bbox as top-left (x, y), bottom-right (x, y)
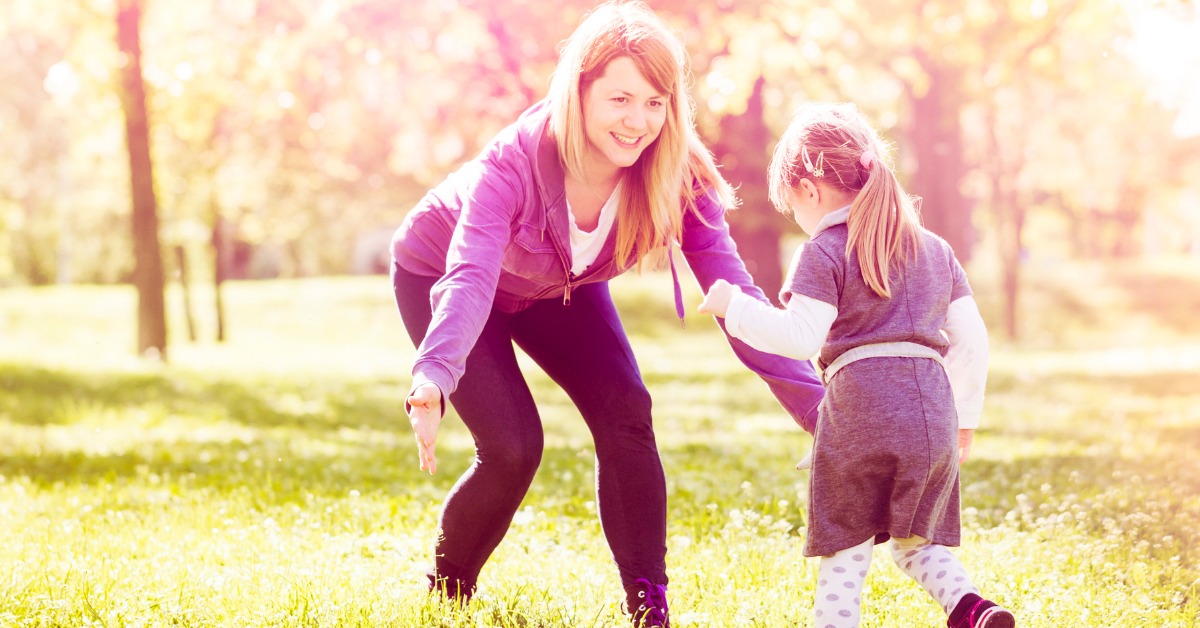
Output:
top-left (391, 2), bottom-right (823, 625)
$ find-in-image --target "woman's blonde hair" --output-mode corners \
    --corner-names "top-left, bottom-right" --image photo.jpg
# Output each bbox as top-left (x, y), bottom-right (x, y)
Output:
top-left (548, 0), bottom-right (734, 269)
top-left (768, 102), bottom-right (922, 298)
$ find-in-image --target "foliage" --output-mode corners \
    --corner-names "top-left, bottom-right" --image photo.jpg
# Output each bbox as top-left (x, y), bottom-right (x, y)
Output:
top-left (2, 0), bottom-right (1197, 288)
top-left (1, 264), bottom-right (1199, 626)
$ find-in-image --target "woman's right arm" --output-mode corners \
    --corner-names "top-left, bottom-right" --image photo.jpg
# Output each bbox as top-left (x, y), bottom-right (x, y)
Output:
top-left (409, 158), bottom-right (526, 402)
top-left (401, 159), bottom-right (524, 475)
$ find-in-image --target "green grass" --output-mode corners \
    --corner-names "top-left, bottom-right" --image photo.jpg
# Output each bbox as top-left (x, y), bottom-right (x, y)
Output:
top-left (1, 259), bottom-right (1199, 627)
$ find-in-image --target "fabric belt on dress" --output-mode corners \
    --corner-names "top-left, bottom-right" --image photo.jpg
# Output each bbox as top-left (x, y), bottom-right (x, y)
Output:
top-left (822, 341), bottom-right (946, 385)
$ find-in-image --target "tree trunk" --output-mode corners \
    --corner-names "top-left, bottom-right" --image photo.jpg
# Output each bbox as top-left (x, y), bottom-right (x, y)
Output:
top-left (984, 101), bottom-right (1024, 341)
top-left (212, 214), bottom-right (229, 342)
top-left (999, 201), bottom-right (1025, 341)
top-left (117, 0), bottom-right (167, 359)
top-left (909, 52), bottom-right (973, 263)
top-left (175, 245), bottom-right (197, 342)
top-left (1111, 189), bottom-right (1144, 258)
top-left (712, 76), bottom-right (787, 300)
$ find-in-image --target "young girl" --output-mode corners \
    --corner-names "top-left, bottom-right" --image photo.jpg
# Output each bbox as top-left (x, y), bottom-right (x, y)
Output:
top-left (698, 103), bottom-right (1015, 628)
top-left (392, 2), bottom-right (824, 625)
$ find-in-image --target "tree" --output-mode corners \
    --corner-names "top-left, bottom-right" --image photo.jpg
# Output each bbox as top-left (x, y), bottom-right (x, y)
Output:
top-left (711, 76), bottom-right (788, 297)
top-left (116, 0), bottom-right (167, 358)
top-left (959, 0), bottom-right (1194, 339)
top-left (5, 0), bottom-right (1195, 314)
top-left (906, 45), bottom-right (972, 259)
top-left (665, 1), bottom-right (850, 296)
top-left (0, 4), bottom-right (76, 285)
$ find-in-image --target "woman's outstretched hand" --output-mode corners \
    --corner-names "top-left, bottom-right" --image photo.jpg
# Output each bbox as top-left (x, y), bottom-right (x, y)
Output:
top-left (407, 381), bottom-right (443, 475)
top-left (698, 279), bottom-right (736, 318)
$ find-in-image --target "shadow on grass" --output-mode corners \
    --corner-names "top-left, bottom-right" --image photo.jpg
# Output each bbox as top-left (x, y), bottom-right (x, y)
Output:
top-left (664, 439), bottom-right (1200, 561)
top-left (1054, 370), bottom-right (1200, 396)
top-left (0, 362), bottom-right (403, 431)
top-left (987, 366), bottom-right (1200, 398)
top-left (0, 432), bottom-right (602, 514)
top-left (5, 410), bottom-right (1198, 571)
top-left (1157, 423), bottom-right (1200, 449)
top-left (1110, 267), bottom-right (1200, 335)
top-left (6, 356), bottom-right (1199, 575)
top-left (1, 439), bottom-right (406, 493)
top-left (1023, 272), bottom-right (1105, 327)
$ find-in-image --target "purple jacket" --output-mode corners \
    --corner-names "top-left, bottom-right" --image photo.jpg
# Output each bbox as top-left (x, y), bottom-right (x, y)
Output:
top-left (392, 102), bottom-right (824, 432)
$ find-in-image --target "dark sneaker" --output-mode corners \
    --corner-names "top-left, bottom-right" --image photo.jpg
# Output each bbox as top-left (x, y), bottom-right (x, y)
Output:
top-left (948, 593), bottom-right (1015, 628)
top-left (623, 578), bottom-right (669, 627)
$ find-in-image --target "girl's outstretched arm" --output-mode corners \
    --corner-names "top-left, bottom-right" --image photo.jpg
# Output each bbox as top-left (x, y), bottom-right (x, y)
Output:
top-left (700, 279), bottom-right (836, 362)
top-left (681, 191), bottom-right (825, 432)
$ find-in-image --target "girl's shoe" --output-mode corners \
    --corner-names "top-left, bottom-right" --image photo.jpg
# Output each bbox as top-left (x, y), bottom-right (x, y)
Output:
top-left (623, 578), bottom-right (669, 627)
top-left (948, 593), bottom-right (1015, 628)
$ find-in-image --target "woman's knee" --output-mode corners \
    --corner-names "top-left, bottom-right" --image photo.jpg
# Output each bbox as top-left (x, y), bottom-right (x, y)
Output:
top-left (585, 383), bottom-right (659, 454)
top-left (476, 433), bottom-right (544, 480)
top-left (596, 375), bottom-right (652, 416)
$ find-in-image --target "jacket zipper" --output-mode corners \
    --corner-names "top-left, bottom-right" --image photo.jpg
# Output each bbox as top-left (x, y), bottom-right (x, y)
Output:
top-left (544, 205), bottom-right (615, 307)
top-left (543, 218), bottom-right (574, 307)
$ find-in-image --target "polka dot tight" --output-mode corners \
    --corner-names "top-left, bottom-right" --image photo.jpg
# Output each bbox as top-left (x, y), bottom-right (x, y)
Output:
top-left (889, 536), bottom-right (980, 614)
top-left (813, 537), bottom-right (873, 628)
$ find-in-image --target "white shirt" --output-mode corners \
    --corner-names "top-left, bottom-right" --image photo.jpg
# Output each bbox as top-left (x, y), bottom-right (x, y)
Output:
top-left (567, 181), bottom-right (621, 276)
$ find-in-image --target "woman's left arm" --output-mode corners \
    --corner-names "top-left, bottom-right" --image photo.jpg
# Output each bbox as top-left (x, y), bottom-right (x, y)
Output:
top-left (680, 190), bottom-right (825, 433)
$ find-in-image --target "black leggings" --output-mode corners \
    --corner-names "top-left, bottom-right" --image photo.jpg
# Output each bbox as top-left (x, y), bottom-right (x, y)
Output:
top-left (392, 264), bottom-right (668, 589)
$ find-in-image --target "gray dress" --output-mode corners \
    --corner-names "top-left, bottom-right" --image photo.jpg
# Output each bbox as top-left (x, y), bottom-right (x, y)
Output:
top-left (783, 213), bottom-right (973, 558)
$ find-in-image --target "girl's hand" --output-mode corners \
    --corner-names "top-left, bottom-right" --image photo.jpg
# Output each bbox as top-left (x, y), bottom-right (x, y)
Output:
top-left (698, 279), bottom-right (736, 318)
top-left (406, 381), bottom-right (443, 475)
top-left (957, 428), bottom-right (974, 464)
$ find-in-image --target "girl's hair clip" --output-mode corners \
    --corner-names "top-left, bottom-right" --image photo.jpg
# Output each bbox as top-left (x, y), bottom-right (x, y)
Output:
top-left (802, 148), bottom-right (825, 178)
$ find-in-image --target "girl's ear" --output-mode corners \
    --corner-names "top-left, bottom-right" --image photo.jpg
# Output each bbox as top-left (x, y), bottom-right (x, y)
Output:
top-left (797, 178), bottom-right (819, 202)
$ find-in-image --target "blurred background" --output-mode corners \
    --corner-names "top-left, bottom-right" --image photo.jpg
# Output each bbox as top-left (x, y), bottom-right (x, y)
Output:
top-left (3, 0), bottom-right (1198, 351)
top-left (5, 5), bottom-right (1200, 624)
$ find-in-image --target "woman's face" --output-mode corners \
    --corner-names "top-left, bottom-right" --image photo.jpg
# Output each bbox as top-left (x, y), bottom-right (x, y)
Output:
top-left (580, 55), bottom-right (668, 175)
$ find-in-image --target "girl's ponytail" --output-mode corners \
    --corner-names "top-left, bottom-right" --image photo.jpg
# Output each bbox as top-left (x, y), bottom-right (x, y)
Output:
top-left (847, 149), bottom-right (922, 298)
top-left (768, 103), bottom-right (923, 299)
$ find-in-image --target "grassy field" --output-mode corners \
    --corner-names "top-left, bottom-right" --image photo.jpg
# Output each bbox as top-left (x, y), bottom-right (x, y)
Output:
top-left (1, 258), bottom-right (1199, 627)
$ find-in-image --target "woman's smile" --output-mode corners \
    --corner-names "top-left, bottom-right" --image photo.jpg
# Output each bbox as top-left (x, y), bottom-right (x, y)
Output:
top-left (611, 131), bottom-right (643, 147)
